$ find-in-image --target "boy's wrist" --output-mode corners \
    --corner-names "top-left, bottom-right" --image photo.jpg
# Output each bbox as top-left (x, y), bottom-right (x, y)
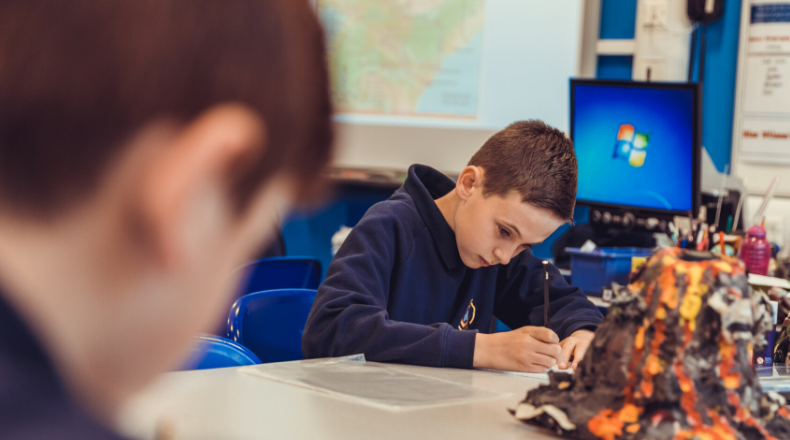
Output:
top-left (473, 333), bottom-right (491, 369)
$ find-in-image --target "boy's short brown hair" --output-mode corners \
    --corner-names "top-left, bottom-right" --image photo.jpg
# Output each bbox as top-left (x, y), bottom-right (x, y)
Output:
top-left (0, 0), bottom-right (332, 217)
top-left (468, 120), bottom-right (577, 221)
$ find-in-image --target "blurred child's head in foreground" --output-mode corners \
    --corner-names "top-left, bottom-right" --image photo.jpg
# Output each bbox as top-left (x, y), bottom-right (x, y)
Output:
top-left (0, 0), bottom-right (332, 419)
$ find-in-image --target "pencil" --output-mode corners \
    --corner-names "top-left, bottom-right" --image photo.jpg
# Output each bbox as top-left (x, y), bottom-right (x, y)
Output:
top-left (543, 260), bottom-right (550, 328)
top-left (719, 230), bottom-right (724, 249)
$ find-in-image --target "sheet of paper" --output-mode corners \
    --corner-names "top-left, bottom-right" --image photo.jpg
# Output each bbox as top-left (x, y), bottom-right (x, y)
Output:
top-left (749, 273), bottom-right (790, 289)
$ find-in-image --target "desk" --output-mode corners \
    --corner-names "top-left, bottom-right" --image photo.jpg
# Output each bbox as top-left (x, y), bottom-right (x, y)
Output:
top-left (117, 361), bottom-right (558, 440)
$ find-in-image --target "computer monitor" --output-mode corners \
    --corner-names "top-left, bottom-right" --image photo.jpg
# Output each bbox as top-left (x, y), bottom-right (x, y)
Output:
top-left (570, 79), bottom-right (701, 231)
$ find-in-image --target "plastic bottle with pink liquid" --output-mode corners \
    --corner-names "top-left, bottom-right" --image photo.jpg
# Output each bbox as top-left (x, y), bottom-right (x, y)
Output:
top-left (740, 224), bottom-right (770, 276)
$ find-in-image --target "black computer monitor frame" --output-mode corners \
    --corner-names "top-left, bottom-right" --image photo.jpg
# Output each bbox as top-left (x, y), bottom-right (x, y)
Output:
top-left (569, 78), bottom-right (702, 221)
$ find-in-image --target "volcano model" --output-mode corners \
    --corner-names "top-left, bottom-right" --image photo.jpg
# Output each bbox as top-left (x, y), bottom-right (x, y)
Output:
top-left (514, 248), bottom-right (790, 440)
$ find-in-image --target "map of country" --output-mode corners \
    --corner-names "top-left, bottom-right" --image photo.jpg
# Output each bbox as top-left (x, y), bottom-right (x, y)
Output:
top-left (317, 0), bottom-right (485, 119)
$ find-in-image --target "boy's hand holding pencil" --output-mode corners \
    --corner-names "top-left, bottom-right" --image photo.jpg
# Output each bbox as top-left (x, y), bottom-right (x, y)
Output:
top-left (473, 327), bottom-right (563, 373)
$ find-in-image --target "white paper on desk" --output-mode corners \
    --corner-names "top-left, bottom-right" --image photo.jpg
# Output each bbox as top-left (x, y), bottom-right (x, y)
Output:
top-left (477, 365), bottom-right (573, 380)
top-left (749, 274), bottom-right (790, 289)
top-left (240, 355), bottom-right (507, 411)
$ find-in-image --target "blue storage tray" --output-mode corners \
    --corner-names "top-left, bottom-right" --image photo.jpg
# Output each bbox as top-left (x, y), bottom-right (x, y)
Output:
top-left (566, 247), bottom-right (654, 295)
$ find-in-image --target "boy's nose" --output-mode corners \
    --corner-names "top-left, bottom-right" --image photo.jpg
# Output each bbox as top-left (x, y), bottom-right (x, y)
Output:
top-left (494, 248), bottom-right (512, 266)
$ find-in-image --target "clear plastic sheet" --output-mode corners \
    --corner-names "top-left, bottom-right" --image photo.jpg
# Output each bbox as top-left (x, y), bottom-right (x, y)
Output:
top-left (476, 365), bottom-right (573, 380)
top-left (758, 365), bottom-right (790, 393)
top-left (752, 364), bottom-right (790, 395)
top-left (760, 378), bottom-right (790, 393)
top-left (240, 355), bottom-right (507, 411)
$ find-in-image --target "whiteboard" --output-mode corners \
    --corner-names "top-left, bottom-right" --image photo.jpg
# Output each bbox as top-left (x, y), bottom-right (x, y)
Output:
top-left (731, 0), bottom-right (790, 197)
top-left (322, 0), bottom-right (595, 174)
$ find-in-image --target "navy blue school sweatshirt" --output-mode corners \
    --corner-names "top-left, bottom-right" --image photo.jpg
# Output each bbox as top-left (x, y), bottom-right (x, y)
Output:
top-left (302, 164), bottom-right (603, 369)
top-left (0, 286), bottom-right (129, 439)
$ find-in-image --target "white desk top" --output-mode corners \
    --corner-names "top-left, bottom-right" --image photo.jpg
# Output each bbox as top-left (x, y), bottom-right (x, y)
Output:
top-left (116, 361), bottom-right (561, 440)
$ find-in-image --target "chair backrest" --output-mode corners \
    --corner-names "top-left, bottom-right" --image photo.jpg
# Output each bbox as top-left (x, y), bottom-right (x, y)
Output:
top-left (234, 257), bottom-right (321, 299)
top-left (178, 334), bottom-right (261, 370)
top-left (226, 289), bottom-right (317, 363)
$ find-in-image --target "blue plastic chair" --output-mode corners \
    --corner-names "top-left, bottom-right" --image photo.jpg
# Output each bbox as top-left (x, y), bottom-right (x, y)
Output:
top-left (233, 257), bottom-right (321, 299)
top-left (178, 334), bottom-right (261, 370)
top-left (226, 289), bottom-right (317, 363)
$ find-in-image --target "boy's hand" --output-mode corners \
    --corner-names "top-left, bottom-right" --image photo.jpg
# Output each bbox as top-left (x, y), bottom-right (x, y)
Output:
top-left (473, 326), bottom-right (563, 373)
top-left (559, 329), bottom-right (595, 370)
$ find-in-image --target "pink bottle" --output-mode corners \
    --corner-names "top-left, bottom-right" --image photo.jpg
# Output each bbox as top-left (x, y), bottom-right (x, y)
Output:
top-left (740, 225), bottom-right (771, 276)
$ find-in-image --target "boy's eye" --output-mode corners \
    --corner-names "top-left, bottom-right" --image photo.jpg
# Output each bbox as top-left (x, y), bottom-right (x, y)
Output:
top-left (499, 227), bottom-right (510, 237)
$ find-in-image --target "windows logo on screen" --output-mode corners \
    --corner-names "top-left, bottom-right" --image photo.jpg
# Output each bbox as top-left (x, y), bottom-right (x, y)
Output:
top-left (613, 124), bottom-right (649, 167)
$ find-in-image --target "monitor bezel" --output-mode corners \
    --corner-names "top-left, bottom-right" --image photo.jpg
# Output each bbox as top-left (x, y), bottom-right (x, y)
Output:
top-left (569, 78), bottom-right (702, 219)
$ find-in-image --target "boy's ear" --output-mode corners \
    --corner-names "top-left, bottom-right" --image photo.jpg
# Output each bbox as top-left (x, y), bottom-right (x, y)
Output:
top-left (456, 166), bottom-right (483, 201)
top-left (138, 103), bottom-right (267, 269)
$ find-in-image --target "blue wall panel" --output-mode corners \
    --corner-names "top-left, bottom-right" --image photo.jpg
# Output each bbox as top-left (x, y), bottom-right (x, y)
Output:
top-left (689, 0), bottom-right (742, 172)
top-left (596, 55), bottom-right (634, 80)
top-left (600, 0), bottom-right (638, 39)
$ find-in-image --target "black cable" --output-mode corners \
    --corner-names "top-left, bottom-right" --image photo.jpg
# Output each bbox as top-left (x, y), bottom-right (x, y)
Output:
top-left (699, 23), bottom-right (708, 84)
top-left (688, 24), bottom-right (697, 82)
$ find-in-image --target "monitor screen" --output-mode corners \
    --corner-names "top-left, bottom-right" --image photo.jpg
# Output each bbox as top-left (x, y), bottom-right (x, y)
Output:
top-left (571, 80), bottom-right (699, 214)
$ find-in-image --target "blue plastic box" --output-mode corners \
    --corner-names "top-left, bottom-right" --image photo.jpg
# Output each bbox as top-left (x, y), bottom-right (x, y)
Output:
top-left (566, 247), bottom-right (654, 295)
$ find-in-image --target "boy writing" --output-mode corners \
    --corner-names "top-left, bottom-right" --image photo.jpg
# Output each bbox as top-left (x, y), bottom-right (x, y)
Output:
top-left (0, 1), bottom-right (332, 438)
top-left (303, 120), bottom-right (603, 373)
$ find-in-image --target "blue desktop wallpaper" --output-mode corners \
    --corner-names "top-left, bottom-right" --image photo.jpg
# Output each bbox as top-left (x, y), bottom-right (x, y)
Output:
top-left (573, 84), bottom-right (694, 212)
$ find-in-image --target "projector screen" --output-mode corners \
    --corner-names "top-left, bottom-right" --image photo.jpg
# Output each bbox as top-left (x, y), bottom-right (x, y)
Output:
top-left (315, 0), bottom-right (594, 173)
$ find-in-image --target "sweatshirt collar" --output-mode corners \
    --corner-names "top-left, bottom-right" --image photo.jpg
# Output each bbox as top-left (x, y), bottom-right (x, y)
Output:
top-left (403, 165), bottom-right (464, 270)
